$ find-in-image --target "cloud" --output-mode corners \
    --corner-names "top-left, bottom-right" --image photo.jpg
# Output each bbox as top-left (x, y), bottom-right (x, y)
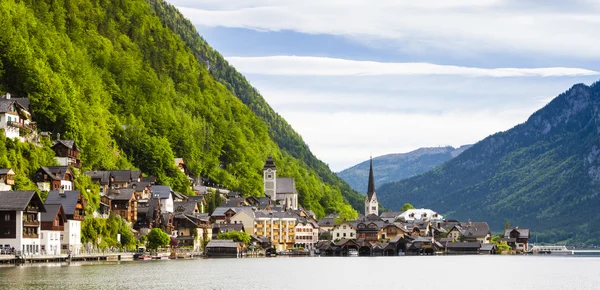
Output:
top-left (224, 56), bottom-right (600, 77)
top-left (171, 0), bottom-right (600, 59)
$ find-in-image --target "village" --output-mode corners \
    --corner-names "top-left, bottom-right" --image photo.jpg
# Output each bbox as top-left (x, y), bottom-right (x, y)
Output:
top-left (0, 93), bottom-right (532, 262)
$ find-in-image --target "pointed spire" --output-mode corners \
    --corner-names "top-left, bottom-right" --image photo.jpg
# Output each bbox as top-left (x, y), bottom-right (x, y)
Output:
top-left (367, 156), bottom-right (376, 200)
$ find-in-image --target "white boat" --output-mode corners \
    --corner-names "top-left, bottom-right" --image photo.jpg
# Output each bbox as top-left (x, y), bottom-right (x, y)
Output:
top-left (348, 249), bottom-right (358, 257)
top-left (529, 245), bottom-right (574, 255)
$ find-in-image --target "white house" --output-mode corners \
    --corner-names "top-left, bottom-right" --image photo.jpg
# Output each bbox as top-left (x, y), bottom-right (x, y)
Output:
top-left (151, 185), bottom-right (174, 213)
top-left (294, 219), bottom-right (319, 250)
top-left (0, 93), bottom-right (33, 140)
top-left (331, 221), bottom-right (357, 241)
top-left (61, 219), bottom-right (82, 255)
top-left (0, 168), bottom-right (15, 191)
top-left (0, 191), bottom-right (45, 255)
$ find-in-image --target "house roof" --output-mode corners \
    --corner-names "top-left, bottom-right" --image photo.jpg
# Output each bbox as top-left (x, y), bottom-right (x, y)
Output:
top-left (40, 204), bottom-right (65, 223)
top-left (1, 94), bottom-right (30, 110)
top-left (504, 228), bottom-right (531, 239)
top-left (452, 222), bottom-right (491, 238)
top-left (206, 240), bottom-right (240, 248)
top-left (173, 201), bottom-right (198, 215)
top-left (380, 211), bottom-right (402, 219)
top-left (52, 139), bottom-right (78, 151)
top-left (276, 178), bottom-right (296, 194)
top-left (0, 99), bottom-right (16, 113)
top-left (110, 170), bottom-right (140, 183)
top-left (130, 181), bottom-right (152, 191)
top-left (224, 197), bottom-right (246, 207)
top-left (84, 171), bottom-right (111, 185)
top-left (211, 206), bottom-right (249, 217)
top-left (445, 242), bottom-right (481, 249)
top-left (106, 188), bottom-right (136, 201)
top-left (0, 191), bottom-right (46, 211)
top-left (317, 217), bottom-right (335, 227)
top-left (151, 185), bottom-right (173, 199)
top-left (481, 244), bottom-right (498, 251)
top-left (263, 156), bottom-right (276, 170)
top-left (39, 166), bottom-right (71, 180)
top-left (45, 190), bottom-right (82, 214)
top-left (0, 168), bottom-right (14, 175)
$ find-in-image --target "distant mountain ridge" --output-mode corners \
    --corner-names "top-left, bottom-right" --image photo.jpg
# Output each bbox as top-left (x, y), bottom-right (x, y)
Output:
top-left (377, 81), bottom-right (600, 245)
top-left (337, 145), bottom-right (471, 194)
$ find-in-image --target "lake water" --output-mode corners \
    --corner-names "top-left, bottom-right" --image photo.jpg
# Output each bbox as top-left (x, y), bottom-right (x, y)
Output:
top-left (1, 255), bottom-right (600, 290)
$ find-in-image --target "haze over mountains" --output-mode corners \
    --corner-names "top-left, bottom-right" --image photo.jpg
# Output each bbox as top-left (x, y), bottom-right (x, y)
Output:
top-left (337, 146), bottom-right (471, 194)
top-left (378, 82), bottom-right (600, 244)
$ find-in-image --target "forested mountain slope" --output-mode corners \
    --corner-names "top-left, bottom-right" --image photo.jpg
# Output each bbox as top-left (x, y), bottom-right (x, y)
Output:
top-left (338, 146), bottom-right (470, 194)
top-left (0, 0), bottom-right (356, 218)
top-left (146, 0), bottom-right (365, 212)
top-left (378, 82), bottom-right (600, 244)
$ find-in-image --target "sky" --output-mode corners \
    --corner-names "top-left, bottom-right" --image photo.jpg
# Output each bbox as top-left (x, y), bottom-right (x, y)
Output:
top-left (166, 0), bottom-right (600, 171)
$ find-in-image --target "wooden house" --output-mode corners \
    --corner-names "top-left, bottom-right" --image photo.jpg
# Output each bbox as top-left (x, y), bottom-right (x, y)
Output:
top-left (52, 139), bottom-right (81, 168)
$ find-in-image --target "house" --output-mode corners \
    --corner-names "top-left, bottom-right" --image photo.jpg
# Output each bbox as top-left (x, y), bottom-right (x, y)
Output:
top-left (294, 218), bottom-right (319, 250)
top-left (104, 188), bottom-right (137, 222)
top-left (0, 190), bottom-right (46, 255)
top-left (355, 221), bottom-right (386, 242)
top-left (503, 227), bottom-right (530, 252)
top-left (61, 219), bottom-right (82, 255)
top-left (230, 209), bottom-right (256, 235)
top-left (173, 204), bottom-right (205, 250)
top-left (205, 240), bottom-right (241, 258)
top-left (0, 93), bottom-right (35, 140)
top-left (480, 243), bottom-right (498, 255)
top-left (212, 224), bottom-right (245, 239)
top-left (40, 204), bottom-right (66, 255)
top-left (52, 138), bottom-right (81, 168)
top-left (45, 190), bottom-right (86, 221)
top-left (34, 166), bottom-right (74, 192)
top-left (134, 198), bottom-right (161, 232)
top-left (211, 207), bottom-right (248, 224)
top-left (151, 185), bottom-right (174, 213)
top-left (84, 170), bottom-right (111, 195)
top-left (262, 157), bottom-right (298, 210)
top-left (332, 221), bottom-right (357, 241)
top-left (0, 168), bottom-right (15, 191)
top-left (253, 210), bottom-right (297, 251)
top-left (317, 213), bottom-right (338, 234)
top-left (130, 181), bottom-right (152, 200)
top-left (447, 221), bottom-right (491, 244)
top-left (378, 223), bottom-right (407, 241)
top-left (108, 170), bottom-right (142, 189)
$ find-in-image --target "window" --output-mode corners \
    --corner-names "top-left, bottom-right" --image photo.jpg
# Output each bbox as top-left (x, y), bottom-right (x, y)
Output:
top-left (4, 214), bottom-right (9, 221)
top-left (350, 233), bottom-right (354, 237)
top-left (336, 233), bottom-right (340, 237)
top-left (343, 225), bottom-right (346, 229)
top-left (267, 174), bottom-right (272, 179)
top-left (371, 206), bottom-right (376, 210)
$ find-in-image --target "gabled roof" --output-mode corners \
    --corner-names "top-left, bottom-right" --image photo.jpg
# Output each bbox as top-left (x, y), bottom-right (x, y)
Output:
top-left (380, 211), bottom-right (402, 219)
top-left (276, 178), bottom-right (296, 194)
top-left (84, 171), bottom-right (111, 185)
top-left (173, 201), bottom-right (198, 215)
top-left (451, 222), bottom-right (491, 238)
top-left (151, 185), bottom-right (173, 199)
top-left (106, 188), bottom-right (136, 201)
top-left (224, 197), bottom-right (246, 207)
top-left (263, 156), bottom-right (276, 170)
top-left (0, 191), bottom-right (46, 211)
top-left (110, 170), bottom-right (140, 183)
top-left (504, 228), bottom-right (531, 239)
top-left (206, 240), bottom-right (240, 248)
top-left (38, 166), bottom-right (71, 180)
top-left (130, 181), bottom-right (152, 191)
top-left (0, 168), bottom-right (15, 175)
top-left (45, 190), bottom-right (82, 214)
top-left (40, 204), bottom-right (66, 223)
top-left (52, 139), bottom-right (78, 151)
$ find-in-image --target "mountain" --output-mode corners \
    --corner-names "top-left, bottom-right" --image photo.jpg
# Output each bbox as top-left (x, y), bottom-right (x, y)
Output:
top-left (146, 0), bottom-right (365, 213)
top-left (0, 0), bottom-right (356, 218)
top-left (378, 82), bottom-right (600, 245)
top-left (337, 146), bottom-right (471, 194)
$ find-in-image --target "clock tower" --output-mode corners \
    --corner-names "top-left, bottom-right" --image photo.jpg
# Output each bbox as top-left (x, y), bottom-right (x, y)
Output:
top-left (264, 156), bottom-right (277, 201)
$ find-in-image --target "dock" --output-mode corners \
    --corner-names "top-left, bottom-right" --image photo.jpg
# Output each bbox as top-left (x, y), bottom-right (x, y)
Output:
top-left (0, 253), bottom-right (134, 264)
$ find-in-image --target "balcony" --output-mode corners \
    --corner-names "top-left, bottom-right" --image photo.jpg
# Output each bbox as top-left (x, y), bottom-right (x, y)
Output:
top-left (23, 220), bottom-right (40, 227)
top-left (23, 233), bottom-right (38, 239)
top-left (51, 225), bottom-right (65, 231)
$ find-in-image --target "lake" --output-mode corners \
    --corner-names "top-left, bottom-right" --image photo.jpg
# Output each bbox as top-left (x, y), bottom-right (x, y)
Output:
top-left (1, 255), bottom-right (600, 289)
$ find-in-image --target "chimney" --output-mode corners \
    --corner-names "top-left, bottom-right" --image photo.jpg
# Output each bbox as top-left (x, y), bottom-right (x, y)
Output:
top-left (5, 93), bottom-right (10, 99)
top-left (56, 133), bottom-right (61, 141)
top-left (59, 186), bottom-right (65, 196)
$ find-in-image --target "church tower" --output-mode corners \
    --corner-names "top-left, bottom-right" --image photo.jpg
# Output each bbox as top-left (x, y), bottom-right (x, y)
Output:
top-left (264, 156), bottom-right (277, 201)
top-left (365, 157), bottom-right (379, 216)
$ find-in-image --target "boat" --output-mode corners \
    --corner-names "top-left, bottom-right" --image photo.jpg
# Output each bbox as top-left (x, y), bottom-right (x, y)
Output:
top-left (529, 245), bottom-right (574, 255)
top-left (348, 249), bottom-right (358, 257)
top-left (138, 254), bottom-right (152, 261)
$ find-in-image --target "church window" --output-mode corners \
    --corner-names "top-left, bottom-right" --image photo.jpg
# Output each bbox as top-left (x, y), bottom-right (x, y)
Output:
top-left (371, 206), bottom-right (376, 210)
top-left (267, 174), bottom-right (272, 179)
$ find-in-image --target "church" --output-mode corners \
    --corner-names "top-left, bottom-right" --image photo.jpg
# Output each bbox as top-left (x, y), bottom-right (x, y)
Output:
top-left (263, 156), bottom-right (298, 210)
top-left (365, 157), bottom-right (379, 216)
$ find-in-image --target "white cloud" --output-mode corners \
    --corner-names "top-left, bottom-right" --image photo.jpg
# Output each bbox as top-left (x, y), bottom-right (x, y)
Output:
top-left (171, 0), bottom-right (600, 58)
top-left (224, 56), bottom-right (600, 77)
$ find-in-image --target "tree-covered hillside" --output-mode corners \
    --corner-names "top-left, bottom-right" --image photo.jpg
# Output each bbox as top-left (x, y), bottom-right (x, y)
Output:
top-left (338, 146), bottom-right (471, 194)
top-left (0, 0), bottom-right (356, 219)
top-left (145, 0), bottom-right (365, 212)
top-left (378, 82), bottom-right (600, 245)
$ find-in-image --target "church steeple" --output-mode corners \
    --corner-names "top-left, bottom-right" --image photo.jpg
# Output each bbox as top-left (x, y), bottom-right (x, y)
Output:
top-left (365, 156), bottom-right (378, 215)
top-left (367, 157), bottom-right (376, 201)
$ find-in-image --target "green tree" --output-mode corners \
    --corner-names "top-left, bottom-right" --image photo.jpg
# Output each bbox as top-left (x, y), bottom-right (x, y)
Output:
top-left (400, 203), bottom-right (415, 212)
top-left (504, 220), bottom-right (511, 231)
top-left (217, 231), bottom-right (251, 245)
top-left (147, 228), bottom-right (171, 250)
